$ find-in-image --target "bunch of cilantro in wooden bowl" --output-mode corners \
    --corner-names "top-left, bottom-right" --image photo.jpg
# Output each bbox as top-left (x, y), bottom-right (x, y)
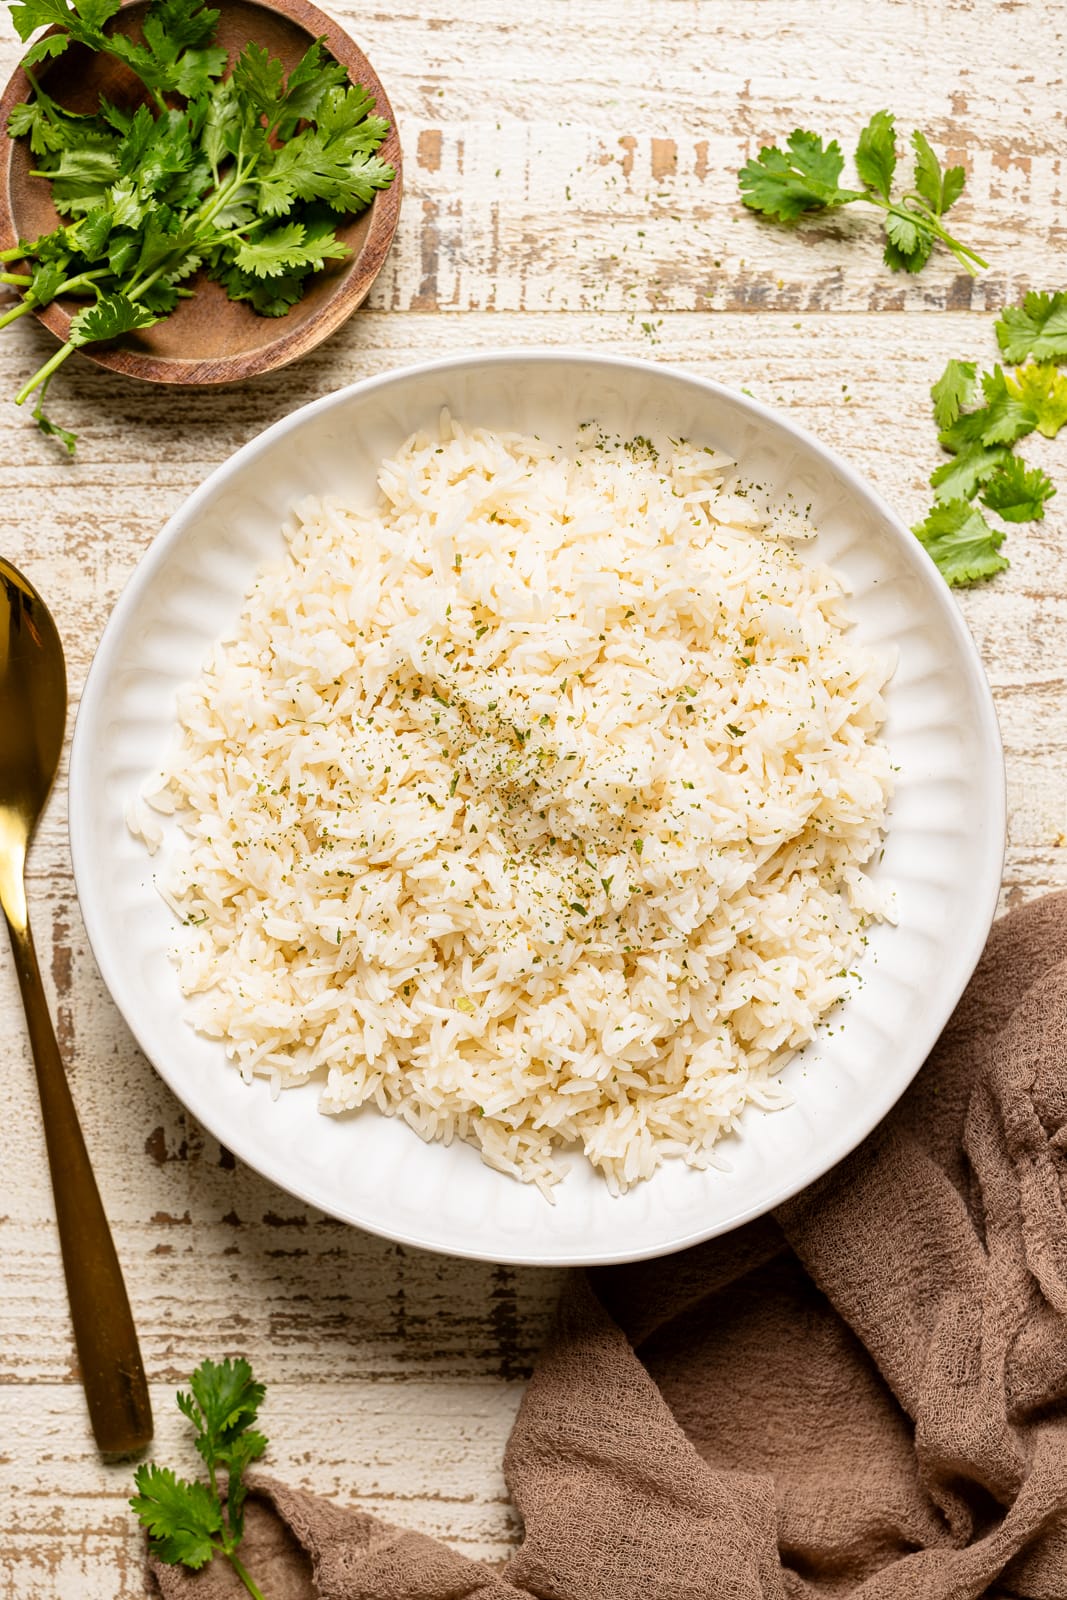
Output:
top-left (0, 0), bottom-right (402, 449)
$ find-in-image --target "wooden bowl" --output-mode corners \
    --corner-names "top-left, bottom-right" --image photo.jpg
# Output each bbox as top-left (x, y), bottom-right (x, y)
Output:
top-left (0, 0), bottom-right (402, 385)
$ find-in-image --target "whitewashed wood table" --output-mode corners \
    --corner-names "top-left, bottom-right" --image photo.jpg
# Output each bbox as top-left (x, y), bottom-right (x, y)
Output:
top-left (1, 2), bottom-right (1065, 1593)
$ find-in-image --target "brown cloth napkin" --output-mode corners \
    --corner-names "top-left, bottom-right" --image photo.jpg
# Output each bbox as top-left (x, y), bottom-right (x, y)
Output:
top-left (149, 890), bottom-right (1067, 1600)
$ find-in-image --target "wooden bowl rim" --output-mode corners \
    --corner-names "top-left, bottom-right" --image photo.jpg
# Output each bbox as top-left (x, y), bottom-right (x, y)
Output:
top-left (0, 0), bottom-right (403, 386)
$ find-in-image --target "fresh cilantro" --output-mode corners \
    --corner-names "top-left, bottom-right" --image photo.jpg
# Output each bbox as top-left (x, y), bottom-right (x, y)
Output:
top-left (739, 110), bottom-right (986, 276)
top-left (995, 291), bottom-right (1067, 363)
top-left (130, 1358), bottom-right (268, 1600)
top-left (910, 129), bottom-right (965, 217)
top-left (231, 41), bottom-right (285, 123)
top-left (1, 0), bottom-right (396, 448)
top-left (930, 359), bottom-right (977, 430)
top-left (737, 129), bottom-right (860, 222)
top-left (68, 292), bottom-right (160, 344)
top-left (232, 219), bottom-right (349, 278)
top-left (31, 395), bottom-right (76, 453)
top-left (853, 109), bottom-right (896, 199)
top-left (272, 39), bottom-right (348, 137)
top-left (912, 499), bottom-right (1008, 585)
top-left (882, 207), bottom-right (933, 274)
top-left (938, 367), bottom-right (1037, 450)
top-left (1004, 362), bottom-right (1067, 438)
top-left (920, 290), bottom-right (1067, 583)
top-left (129, 1467), bottom-right (223, 1570)
top-left (929, 441), bottom-right (1010, 503)
top-left (980, 457), bottom-right (1056, 522)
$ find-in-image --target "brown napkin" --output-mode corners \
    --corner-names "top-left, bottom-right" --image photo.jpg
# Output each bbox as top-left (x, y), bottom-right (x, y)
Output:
top-left (149, 890), bottom-right (1067, 1600)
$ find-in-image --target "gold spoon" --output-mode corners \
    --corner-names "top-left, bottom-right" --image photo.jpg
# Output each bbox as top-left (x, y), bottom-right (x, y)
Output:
top-left (0, 557), bottom-right (152, 1457)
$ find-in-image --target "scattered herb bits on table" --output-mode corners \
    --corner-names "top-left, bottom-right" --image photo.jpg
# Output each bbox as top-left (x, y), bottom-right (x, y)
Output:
top-left (0, 0), bottom-right (397, 450)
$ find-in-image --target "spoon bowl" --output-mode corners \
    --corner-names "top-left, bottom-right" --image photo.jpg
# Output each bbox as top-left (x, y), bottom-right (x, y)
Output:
top-left (0, 558), bottom-right (152, 1456)
top-left (0, 559), bottom-right (66, 856)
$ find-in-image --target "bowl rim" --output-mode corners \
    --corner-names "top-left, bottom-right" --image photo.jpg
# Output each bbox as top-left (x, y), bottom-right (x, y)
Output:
top-left (68, 349), bottom-right (1008, 1264)
top-left (0, 0), bottom-right (403, 386)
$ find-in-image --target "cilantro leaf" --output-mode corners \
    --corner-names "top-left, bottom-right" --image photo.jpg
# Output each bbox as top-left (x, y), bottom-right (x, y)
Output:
top-left (137, 279), bottom-right (181, 314)
top-left (180, 1356), bottom-right (265, 1454)
top-left (939, 368), bottom-right (1037, 450)
top-left (273, 37), bottom-right (349, 137)
top-left (883, 222), bottom-right (932, 274)
top-left (232, 41), bottom-right (285, 121)
top-left (8, 0), bottom-right (74, 42)
top-left (883, 206), bottom-right (920, 256)
top-left (74, 0), bottom-right (120, 25)
top-left (74, 205), bottom-right (113, 258)
top-left (28, 258), bottom-right (71, 304)
top-left (976, 366), bottom-right (1039, 444)
top-left (931, 358), bottom-right (977, 430)
top-left (232, 219), bottom-right (349, 278)
top-left (911, 129), bottom-right (965, 217)
top-left (854, 110), bottom-right (896, 200)
top-left (68, 292), bottom-right (159, 345)
top-left (930, 441), bottom-right (1010, 503)
top-left (316, 82), bottom-right (381, 139)
top-left (258, 129), bottom-right (395, 216)
top-left (7, 100), bottom-right (59, 156)
top-left (913, 499), bottom-right (1008, 585)
top-left (36, 144), bottom-right (120, 212)
top-left (212, 258), bottom-right (309, 314)
top-left (738, 130), bottom-right (861, 222)
top-left (33, 396), bottom-right (77, 453)
top-left (141, 7), bottom-right (226, 99)
top-left (1004, 362), bottom-right (1067, 439)
top-left (880, 199), bottom-right (938, 275)
top-left (21, 31), bottom-right (70, 68)
top-left (130, 1464), bottom-right (222, 1571)
top-left (116, 103), bottom-right (156, 177)
top-left (995, 291), bottom-right (1067, 363)
top-left (148, 0), bottom-right (220, 51)
top-left (980, 457), bottom-right (1056, 522)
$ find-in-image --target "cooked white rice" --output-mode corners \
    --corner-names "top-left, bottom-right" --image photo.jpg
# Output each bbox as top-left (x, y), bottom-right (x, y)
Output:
top-left (135, 414), bottom-right (894, 1195)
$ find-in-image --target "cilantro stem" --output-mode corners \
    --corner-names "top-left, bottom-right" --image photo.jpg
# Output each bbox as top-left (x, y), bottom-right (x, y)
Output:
top-left (15, 340), bottom-right (76, 406)
top-left (863, 191), bottom-right (988, 275)
top-left (0, 247), bottom-right (29, 264)
top-left (53, 267), bottom-right (110, 297)
top-left (227, 1551), bottom-right (269, 1600)
top-left (0, 299), bottom-right (34, 331)
top-left (0, 272), bottom-right (32, 285)
top-left (903, 200), bottom-right (988, 271)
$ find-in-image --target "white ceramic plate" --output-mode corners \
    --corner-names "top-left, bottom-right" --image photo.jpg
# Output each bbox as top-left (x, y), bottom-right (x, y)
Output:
top-left (69, 352), bottom-right (1005, 1266)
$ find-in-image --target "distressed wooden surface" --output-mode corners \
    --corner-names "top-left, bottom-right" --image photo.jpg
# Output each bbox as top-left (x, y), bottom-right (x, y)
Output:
top-left (2, 1), bottom-right (1066, 1594)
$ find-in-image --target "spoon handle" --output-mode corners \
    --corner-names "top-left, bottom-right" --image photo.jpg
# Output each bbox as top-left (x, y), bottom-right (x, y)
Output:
top-left (4, 905), bottom-right (153, 1457)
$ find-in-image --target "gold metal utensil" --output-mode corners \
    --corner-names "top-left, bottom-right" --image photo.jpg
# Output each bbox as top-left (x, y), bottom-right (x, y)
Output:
top-left (0, 557), bottom-right (152, 1457)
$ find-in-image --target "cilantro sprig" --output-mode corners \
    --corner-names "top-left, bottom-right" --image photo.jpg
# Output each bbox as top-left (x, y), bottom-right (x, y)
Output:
top-left (914, 304), bottom-right (1067, 585)
top-left (738, 112), bottom-right (985, 277)
top-left (2, 0), bottom-right (395, 449)
top-left (995, 291), bottom-right (1067, 363)
top-left (130, 1357), bottom-right (269, 1600)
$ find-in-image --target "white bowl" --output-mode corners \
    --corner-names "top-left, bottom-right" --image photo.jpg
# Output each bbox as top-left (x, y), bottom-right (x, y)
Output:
top-left (69, 352), bottom-right (1005, 1266)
